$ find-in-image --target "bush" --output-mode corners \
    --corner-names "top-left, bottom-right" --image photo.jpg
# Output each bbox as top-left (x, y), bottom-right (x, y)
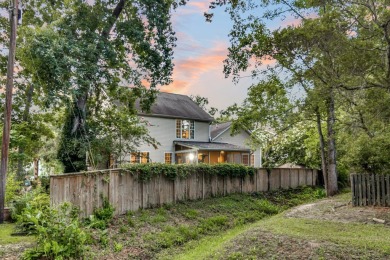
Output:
top-left (86, 198), bottom-right (115, 230)
top-left (22, 203), bottom-right (88, 260)
top-left (12, 190), bottom-right (50, 232)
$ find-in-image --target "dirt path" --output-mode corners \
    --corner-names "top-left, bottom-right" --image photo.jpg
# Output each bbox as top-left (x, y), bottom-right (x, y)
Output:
top-left (285, 192), bottom-right (390, 225)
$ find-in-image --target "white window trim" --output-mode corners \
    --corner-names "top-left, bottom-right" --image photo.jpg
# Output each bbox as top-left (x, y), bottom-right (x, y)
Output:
top-left (175, 119), bottom-right (195, 140)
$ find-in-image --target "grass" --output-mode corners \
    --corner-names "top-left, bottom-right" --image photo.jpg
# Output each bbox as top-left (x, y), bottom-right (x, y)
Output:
top-left (159, 222), bottom-right (259, 260)
top-left (171, 191), bottom-right (390, 260)
top-left (86, 186), bottom-right (324, 259)
top-left (0, 223), bottom-right (35, 245)
top-left (259, 216), bottom-right (390, 254)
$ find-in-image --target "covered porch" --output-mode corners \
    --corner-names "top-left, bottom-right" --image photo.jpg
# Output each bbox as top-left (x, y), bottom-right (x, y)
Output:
top-left (174, 141), bottom-right (253, 166)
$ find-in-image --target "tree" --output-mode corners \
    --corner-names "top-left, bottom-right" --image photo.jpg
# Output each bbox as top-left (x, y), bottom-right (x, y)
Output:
top-left (190, 95), bottom-right (219, 116)
top-left (12, 0), bottom-right (186, 172)
top-left (210, 0), bottom-right (390, 195)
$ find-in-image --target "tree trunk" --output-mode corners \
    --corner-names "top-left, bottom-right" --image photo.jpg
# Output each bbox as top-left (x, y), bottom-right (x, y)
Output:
top-left (315, 107), bottom-right (328, 192)
top-left (16, 84), bottom-right (34, 180)
top-left (326, 87), bottom-right (338, 196)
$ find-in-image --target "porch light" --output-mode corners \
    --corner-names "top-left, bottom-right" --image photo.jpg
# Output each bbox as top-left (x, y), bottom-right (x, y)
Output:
top-left (188, 153), bottom-right (195, 161)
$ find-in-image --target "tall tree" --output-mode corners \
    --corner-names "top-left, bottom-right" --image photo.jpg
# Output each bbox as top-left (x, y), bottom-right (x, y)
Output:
top-left (209, 0), bottom-right (390, 195)
top-left (14, 0), bottom-right (185, 172)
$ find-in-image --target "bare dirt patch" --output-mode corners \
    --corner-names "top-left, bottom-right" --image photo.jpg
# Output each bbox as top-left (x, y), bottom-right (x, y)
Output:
top-left (207, 229), bottom-right (385, 260)
top-left (0, 243), bottom-right (34, 260)
top-left (285, 193), bottom-right (390, 225)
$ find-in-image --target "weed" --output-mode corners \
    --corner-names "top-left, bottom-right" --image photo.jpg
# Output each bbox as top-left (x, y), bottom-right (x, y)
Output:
top-left (139, 210), bottom-right (151, 223)
top-left (182, 209), bottom-right (199, 219)
top-left (114, 242), bottom-right (123, 252)
top-left (151, 214), bottom-right (167, 224)
top-left (127, 216), bottom-right (136, 227)
top-left (119, 225), bottom-right (128, 233)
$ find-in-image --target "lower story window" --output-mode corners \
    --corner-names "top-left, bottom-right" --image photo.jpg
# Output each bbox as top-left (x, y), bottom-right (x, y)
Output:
top-left (242, 154), bottom-right (249, 166)
top-left (250, 154), bottom-right (255, 167)
top-left (130, 152), bottom-right (150, 164)
top-left (165, 153), bottom-right (172, 164)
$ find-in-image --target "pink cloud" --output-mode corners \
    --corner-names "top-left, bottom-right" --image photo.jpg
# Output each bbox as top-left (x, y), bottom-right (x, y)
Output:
top-left (281, 13), bottom-right (319, 28)
top-left (160, 41), bottom-right (228, 94)
top-left (187, 1), bottom-right (210, 13)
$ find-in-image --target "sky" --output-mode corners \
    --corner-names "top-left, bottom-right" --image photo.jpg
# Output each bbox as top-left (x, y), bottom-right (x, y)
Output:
top-left (161, 1), bottom-right (255, 111)
top-left (1, 1), bottom-right (300, 110)
top-left (164, 1), bottom-right (300, 111)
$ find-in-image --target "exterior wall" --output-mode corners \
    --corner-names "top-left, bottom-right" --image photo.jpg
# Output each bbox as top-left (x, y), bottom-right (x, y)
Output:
top-left (213, 129), bottom-right (262, 167)
top-left (126, 116), bottom-right (210, 164)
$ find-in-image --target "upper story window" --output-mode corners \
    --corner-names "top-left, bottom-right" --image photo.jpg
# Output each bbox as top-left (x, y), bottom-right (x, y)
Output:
top-left (176, 119), bottom-right (194, 139)
top-left (130, 152), bottom-right (150, 164)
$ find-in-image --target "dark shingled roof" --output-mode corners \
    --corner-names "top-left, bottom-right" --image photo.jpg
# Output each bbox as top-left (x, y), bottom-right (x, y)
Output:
top-left (136, 92), bottom-right (214, 122)
top-left (210, 122), bottom-right (232, 140)
top-left (174, 141), bottom-right (250, 152)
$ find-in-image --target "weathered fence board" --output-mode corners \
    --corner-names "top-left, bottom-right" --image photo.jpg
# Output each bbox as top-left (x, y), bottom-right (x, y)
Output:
top-left (51, 168), bottom-right (318, 217)
top-left (351, 173), bottom-right (390, 207)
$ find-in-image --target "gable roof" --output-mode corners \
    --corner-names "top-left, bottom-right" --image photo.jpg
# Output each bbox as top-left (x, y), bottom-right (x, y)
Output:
top-left (210, 122), bottom-right (232, 140)
top-left (136, 92), bottom-right (214, 122)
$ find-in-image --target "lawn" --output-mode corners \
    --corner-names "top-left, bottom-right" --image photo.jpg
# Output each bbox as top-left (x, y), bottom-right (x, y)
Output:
top-left (172, 192), bottom-right (390, 260)
top-left (86, 186), bottom-right (323, 259)
top-left (0, 223), bottom-right (35, 245)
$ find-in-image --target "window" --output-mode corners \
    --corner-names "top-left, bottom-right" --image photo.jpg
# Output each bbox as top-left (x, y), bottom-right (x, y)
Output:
top-left (250, 154), bottom-right (255, 167)
top-left (165, 153), bottom-right (172, 164)
top-left (130, 152), bottom-right (150, 164)
top-left (176, 119), bottom-right (194, 139)
top-left (242, 154), bottom-right (249, 166)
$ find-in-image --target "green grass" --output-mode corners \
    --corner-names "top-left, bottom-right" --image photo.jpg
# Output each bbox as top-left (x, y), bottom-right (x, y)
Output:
top-left (160, 222), bottom-right (259, 260)
top-left (169, 191), bottom-right (390, 260)
top-left (0, 223), bottom-right (35, 245)
top-left (258, 215), bottom-right (390, 254)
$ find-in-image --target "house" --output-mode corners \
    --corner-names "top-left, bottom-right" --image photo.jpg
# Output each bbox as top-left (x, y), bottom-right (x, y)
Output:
top-left (124, 92), bottom-right (261, 167)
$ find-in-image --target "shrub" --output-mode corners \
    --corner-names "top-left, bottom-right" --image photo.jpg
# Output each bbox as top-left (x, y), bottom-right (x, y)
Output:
top-left (13, 191), bottom-right (50, 233)
top-left (22, 203), bottom-right (88, 260)
top-left (86, 198), bottom-right (115, 230)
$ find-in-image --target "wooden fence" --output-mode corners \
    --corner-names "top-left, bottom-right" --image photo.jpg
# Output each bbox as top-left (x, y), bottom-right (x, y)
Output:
top-left (50, 168), bottom-right (318, 217)
top-left (351, 173), bottom-right (390, 207)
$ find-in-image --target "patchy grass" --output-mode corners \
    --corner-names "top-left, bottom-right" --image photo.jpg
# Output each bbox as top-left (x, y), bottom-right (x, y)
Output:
top-left (85, 186), bottom-right (324, 259)
top-left (259, 216), bottom-right (390, 254)
top-left (0, 223), bottom-right (35, 245)
top-left (173, 191), bottom-right (390, 260)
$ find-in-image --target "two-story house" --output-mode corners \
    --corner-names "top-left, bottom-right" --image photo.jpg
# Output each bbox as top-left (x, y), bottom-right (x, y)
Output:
top-left (126, 92), bottom-right (261, 167)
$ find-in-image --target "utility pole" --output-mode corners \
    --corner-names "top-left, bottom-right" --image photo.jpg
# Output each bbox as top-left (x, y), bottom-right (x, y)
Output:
top-left (0, 0), bottom-right (19, 224)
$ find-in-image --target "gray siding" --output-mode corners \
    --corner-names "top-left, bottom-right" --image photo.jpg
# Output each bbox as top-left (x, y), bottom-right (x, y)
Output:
top-left (128, 116), bottom-right (210, 163)
top-left (213, 129), bottom-right (262, 167)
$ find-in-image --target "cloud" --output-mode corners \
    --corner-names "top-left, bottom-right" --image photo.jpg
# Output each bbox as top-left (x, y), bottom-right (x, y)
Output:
top-left (280, 13), bottom-right (319, 28)
top-left (160, 41), bottom-right (228, 94)
top-left (187, 1), bottom-right (210, 13)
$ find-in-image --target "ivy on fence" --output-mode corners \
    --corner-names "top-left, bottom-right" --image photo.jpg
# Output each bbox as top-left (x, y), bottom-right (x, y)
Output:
top-left (118, 163), bottom-right (256, 182)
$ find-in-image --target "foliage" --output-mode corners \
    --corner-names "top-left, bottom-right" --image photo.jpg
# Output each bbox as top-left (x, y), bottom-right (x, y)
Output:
top-left (208, 0), bottom-right (390, 195)
top-left (21, 203), bottom-right (87, 260)
top-left (121, 163), bottom-right (256, 181)
top-left (128, 186), bottom-right (324, 258)
top-left (5, 173), bottom-right (21, 206)
top-left (3, 0), bottom-right (189, 173)
top-left (86, 198), bottom-right (115, 230)
top-left (12, 190), bottom-right (50, 233)
top-left (190, 95), bottom-right (219, 116)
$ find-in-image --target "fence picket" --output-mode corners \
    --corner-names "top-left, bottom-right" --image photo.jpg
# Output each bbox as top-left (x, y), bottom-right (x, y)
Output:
top-left (50, 167), bottom-right (319, 217)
